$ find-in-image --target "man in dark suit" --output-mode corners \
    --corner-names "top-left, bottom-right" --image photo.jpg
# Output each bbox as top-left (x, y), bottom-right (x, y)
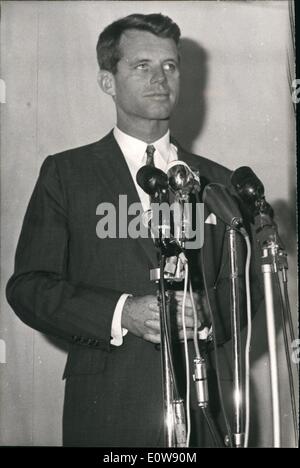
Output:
top-left (6, 13), bottom-right (262, 447)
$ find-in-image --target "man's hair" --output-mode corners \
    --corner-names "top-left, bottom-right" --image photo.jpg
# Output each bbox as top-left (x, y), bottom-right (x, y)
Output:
top-left (96, 13), bottom-right (181, 74)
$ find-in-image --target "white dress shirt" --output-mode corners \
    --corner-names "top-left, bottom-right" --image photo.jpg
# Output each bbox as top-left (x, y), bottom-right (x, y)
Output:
top-left (110, 127), bottom-right (178, 346)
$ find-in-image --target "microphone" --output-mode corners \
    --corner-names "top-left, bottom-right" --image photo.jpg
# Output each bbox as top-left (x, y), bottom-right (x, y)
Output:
top-left (167, 160), bottom-right (200, 195)
top-left (136, 165), bottom-right (168, 200)
top-left (136, 165), bottom-right (171, 248)
top-left (202, 183), bottom-right (245, 231)
top-left (231, 166), bottom-right (264, 199)
top-left (166, 161), bottom-right (201, 245)
top-left (231, 166), bottom-right (283, 247)
top-left (231, 166), bottom-right (273, 217)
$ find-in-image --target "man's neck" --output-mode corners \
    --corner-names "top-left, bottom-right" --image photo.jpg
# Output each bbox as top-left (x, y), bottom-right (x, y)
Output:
top-left (116, 115), bottom-right (170, 143)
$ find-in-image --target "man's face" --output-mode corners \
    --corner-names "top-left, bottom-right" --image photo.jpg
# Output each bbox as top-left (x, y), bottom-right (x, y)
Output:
top-left (110, 29), bottom-right (180, 123)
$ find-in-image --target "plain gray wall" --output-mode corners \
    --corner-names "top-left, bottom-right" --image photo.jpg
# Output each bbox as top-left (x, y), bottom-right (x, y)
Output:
top-left (0, 1), bottom-right (297, 446)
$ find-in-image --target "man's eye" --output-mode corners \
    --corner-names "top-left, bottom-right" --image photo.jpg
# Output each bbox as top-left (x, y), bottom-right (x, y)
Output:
top-left (163, 62), bottom-right (177, 72)
top-left (136, 63), bottom-right (149, 70)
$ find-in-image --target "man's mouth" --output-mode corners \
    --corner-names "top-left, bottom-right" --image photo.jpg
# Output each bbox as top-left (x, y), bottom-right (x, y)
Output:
top-left (144, 93), bottom-right (169, 99)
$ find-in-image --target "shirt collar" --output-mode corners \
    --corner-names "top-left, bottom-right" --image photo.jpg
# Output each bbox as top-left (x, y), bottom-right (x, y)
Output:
top-left (113, 126), bottom-right (173, 164)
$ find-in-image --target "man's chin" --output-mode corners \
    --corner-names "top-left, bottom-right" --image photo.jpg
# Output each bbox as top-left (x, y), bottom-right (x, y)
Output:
top-left (145, 110), bottom-right (173, 121)
top-left (143, 101), bottom-right (175, 120)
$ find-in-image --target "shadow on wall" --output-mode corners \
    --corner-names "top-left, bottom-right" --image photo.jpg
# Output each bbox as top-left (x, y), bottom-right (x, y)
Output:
top-left (271, 187), bottom-right (297, 257)
top-left (170, 38), bottom-right (208, 151)
top-left (272, 199), bottom-right (297, 256)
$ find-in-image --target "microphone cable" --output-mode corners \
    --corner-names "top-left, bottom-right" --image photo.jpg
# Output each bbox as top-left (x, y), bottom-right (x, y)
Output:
top-left (189, 278), bottom-right (224, 448)
top-left (195, 187), bottom-right (233, 447)
top-left (243, 234), bottom-right (252, 448)
top-left (274, 272), bottom-right (299, 446)
top-left (280, 269), bottom-right (298, 373)
top-left (200, 245), bottom-right (233, 447)
top-left (202, 406), bottom-right (224, 448)
top-left (181, 262), bottom-right (191, 447)
top-left (188, 279), bottom-right (201, 359)
top-left (282, 278), bottom-right (297, 347)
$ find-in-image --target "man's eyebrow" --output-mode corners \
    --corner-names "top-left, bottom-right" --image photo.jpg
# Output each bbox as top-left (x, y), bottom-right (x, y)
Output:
top-left (162, 57), bottom-right (179, 63)
top-left (125, 57), bottom-right (179, 65)
top-left (124, 57), bottom-right (151, 65)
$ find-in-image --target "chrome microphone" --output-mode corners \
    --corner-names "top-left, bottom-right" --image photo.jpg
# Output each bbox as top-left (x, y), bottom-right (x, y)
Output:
top-left (167, 161), bottom-right (200, 195)
top-left (167, 161), bottom-right (200, 245)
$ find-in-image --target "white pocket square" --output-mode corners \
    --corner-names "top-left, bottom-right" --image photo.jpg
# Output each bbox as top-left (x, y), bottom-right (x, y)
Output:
top-left (205, 213), bottom-right (217, 225)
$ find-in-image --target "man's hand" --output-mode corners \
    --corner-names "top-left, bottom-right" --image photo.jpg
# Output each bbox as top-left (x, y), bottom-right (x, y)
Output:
top-left (122, 292), bottom-right (204, 344)
top-left (172, 290), bottom-right (203, 341)
top-left (122, 295), bottom-right (160, 344)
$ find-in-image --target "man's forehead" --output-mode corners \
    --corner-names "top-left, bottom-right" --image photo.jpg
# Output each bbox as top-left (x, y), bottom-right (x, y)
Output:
top-left (119, 29), bottom-right (179, 58)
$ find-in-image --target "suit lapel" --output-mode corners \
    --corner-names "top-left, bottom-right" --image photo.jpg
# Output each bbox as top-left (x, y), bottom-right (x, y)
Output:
top-left (92, 131), bottom-right (158, 268)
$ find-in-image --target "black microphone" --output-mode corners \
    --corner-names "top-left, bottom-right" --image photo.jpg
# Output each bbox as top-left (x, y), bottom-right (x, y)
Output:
top-left (136, 165), bottom-right (168, 199)
top-left (231, 166), bottom-right (273, 217)
top-left (231, 166), bottom-right (264, 199)
top-left (136, 165), bottom-right (171, 249)
top-left (231, 166), bottom-right (283, 247)
top-left (202, 183), bottom-right (245, 231)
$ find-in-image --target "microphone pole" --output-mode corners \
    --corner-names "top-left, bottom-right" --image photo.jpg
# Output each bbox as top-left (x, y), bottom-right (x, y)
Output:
top-left (167, 162), bottom-right (224, 448)
top-left (203, 183), bottom-right (248, 448)
top-left (231, 166), bottom-right (283, 447)
top-left (159, 255), bottom-right (177, 447)
top-left (137, 165), bottom-right (186, 448)
top-left (228, 227), bottom-right (244, 448)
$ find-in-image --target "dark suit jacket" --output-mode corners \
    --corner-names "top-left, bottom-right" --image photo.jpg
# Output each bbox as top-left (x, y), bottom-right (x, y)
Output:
top-left (6, 131), bottom-right (263, 446)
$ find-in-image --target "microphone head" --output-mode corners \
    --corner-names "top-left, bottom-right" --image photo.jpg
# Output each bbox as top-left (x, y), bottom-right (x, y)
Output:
top-left (167, 160), bottom-right (200, 194)
top-left (231, 166), bottom-right (265, 206)
top-left (202, 183), bottom-right (243, 228)
top-left (136, 165), bottom-right (168, 196)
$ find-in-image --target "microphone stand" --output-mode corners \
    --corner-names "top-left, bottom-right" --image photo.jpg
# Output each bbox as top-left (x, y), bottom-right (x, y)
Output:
top-left (255, 211), bottom-right (284, 447)
top-left (149, 193), bottom-right (187, 447)
top-left (255, 210), bottom-right (298, 447)
top-left (137, 165), bottom-right (191, 446)
top-left (228, 227), bottom-right (244, 448)
top-left (231, 166), bottom-right (297, 447)
top-left (260, 244), bottom-right (281, 447)
top-left (171, 191), bottom-right (223, 447)
top-left (157, 256), bottom-right (177, 447)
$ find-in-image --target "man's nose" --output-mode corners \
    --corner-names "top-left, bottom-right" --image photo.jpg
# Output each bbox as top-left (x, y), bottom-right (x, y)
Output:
top-left (150, 66), bottom-right (167, 84)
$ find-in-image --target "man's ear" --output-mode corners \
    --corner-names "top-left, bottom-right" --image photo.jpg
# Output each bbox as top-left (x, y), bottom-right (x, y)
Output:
top-left (97, 70), bottom-right (116, 97)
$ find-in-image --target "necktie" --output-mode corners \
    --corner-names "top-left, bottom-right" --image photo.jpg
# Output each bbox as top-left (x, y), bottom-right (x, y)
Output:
top-left (145, 145), bottom-right (156, 167)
